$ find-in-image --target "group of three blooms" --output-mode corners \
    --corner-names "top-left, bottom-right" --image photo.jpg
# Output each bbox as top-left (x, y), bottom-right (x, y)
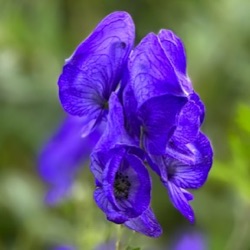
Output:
top-left (40, 11), bottom-right (213, 237)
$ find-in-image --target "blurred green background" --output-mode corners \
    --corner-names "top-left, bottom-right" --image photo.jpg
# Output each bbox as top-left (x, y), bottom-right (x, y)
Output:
top-left (0, 0), bottom-right (250, 249)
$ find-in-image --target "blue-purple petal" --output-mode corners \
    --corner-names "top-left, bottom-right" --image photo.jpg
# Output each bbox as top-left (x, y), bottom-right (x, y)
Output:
top-left (129, 33), bottom-right (185, 107)
top-left (44, 182), bottom-right (71, 205)
top-left (171, 99), bottom-right (201, 145)
top-left (94, 93), bottom-right (137, 152)
top-left (172, 232), bottom-right (207, 250)
top-left (158, 29), bottom-right (187, 75)
top-left (124, 207), bottom-right (162, 237)
top-left (190, 92), bottom-right (205, 125)
top-left (58, 11), bottom-right (135, 133)
top-left (54, 246), bottom-right (75, 250)
top-left (139, 94), bottom-right (187, 154)
top-left (94, 187), bottom-right (128, 224)
top-left (58, 64), bottom-right (106, 119)
top-left (103, 152), bottom-right (151, 219)
top-left (168, 132), bottom-right (213, 189)
top-left (39, 116), bottom-right (102, 204)
top-left (122, 84), bottom-right (141, 141)
top-left (166, 182), bottom-right (195, 223)
top-left (158, 29), bottom-right (193, 94)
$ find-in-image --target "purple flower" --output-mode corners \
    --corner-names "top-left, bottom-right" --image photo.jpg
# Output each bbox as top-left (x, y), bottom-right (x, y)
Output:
top-left (172, 231), bottom-right (207, 250)
top-left (157, 29), bottom-right (193, 95)
top-left (129, 32), bottom-right (186, 104)
top-left (45, 10), bottom-right (213, 236)
top-left (91, 93), bottom-right (162, 237)
top-left (128, 32), bottom-right (189, 155)
top-left (54, 246), bottom-right (75, 250)
top-left (39, 116), bottom-right (103, 204)
top-left (167, 93), bottom-right (204, 148)
top-left (127, 29), bottom-right (213, 222)
top-left (150, 133), bottom-right (213, 222)
top-left (58, 11), bottom-right (135, 136)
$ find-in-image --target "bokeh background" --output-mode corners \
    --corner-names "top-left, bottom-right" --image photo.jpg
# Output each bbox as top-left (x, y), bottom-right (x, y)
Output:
top-left (0, 0), bottom-right (250, 249)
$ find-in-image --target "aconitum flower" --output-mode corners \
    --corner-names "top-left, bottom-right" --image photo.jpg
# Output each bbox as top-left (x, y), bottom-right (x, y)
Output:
top-left (39, 116), bottom-right (103, 204)
top-left (40, 11), bottom-right (134, 204)
top-left (42, 10), bottom-right (213, 237)
top-left (91, 93), bottom-right (162, 237)
top-left (58, 11), bottom-right (135, 136)
top-left (128, 30), bottom-right (205, 149)
top-left (54, 246), bottom-right (75, 250)
top-left (157, 29), bottom-right (193, 95)
top-left (172, 231), bottom-right (207, 250)
top-left (150, 132), bottom-right (213, 222)
top-left (127, 29), bottom-right (213, 222)
top-left (128, 32), bottom-right (188, 155)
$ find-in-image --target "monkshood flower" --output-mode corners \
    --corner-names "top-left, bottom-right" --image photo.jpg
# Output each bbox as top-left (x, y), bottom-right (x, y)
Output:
top-left (40, 11), bottom-right (134, 204)
top-left (128, 30), bottom-right (206, 150)
top-left (149, 132), bottom-right (213, 222)
top-left (157, 29), bottom-right (206, 131)
top-left (58, 11), bottom-right (135, 137)
top-left (128, 32), bottom-right (189, 155)
top-left (54, 246), bottom-right (75, 250)
top-left (39, 116), bottom-right (103, 204)
top-left (91, 93), bottom-right (162, 237)
top-left (171, 231), bottom-right (207, 250)
top-left (128, 29), bottom-right (213, 222)
top-left (47, 10), bottom-right (213, 237)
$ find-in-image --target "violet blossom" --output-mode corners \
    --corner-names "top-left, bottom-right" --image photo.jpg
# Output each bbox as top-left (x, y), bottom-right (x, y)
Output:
top-left (40, 11), bottom-right (213, 237)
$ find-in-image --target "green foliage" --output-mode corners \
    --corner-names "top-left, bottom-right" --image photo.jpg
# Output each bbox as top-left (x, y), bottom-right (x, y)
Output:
top-left (126, 247), bottom-right (141, 250)
top-left (211, 102), bottom-right (250, 202)
top-left (236, 102), bottom-right (250, 134)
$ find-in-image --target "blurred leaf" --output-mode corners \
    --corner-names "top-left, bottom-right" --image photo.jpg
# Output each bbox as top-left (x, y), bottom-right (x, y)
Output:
top-left (235, 103), bottom-right (250, 134)
top-left (211, 133), bottom-right (250, 203)
top-left (126, 247), bottom-right (141, 250)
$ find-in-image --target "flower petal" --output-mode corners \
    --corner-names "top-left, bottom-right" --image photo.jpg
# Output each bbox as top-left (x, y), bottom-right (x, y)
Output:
top-left (190, 92), bottom-right (205, 125)
top-left (166, 181), bottom-right (195, 223)
top-left (38, 116), bottom-right (102, 204)
top-left (122, 84), bottom-right (141, 141)
top-left (90, 92), bottom-right (140, 190)
top-left (103, 152), bottom-right (151, 218)
top-left (58, 11), bottom-right (135, 124)
top-left (94, 187), bottom-right (128, 224)
top-left (129, 33), bottom-right (185, 107)
top-left (94, 92), bottom-right (137, 152)
top-left (139, 94), bottom-right (187, 154)
top-left (124, 207), bottom-right (162, 237)
top-left (172, 231), bottom-right (207, 250)
top-left (168, 132), bottom-right (213, 189)
top-left (158, 29), bottom-right (193, 94)
top-left (158, 29), bottom-right (187, 75)
top-left (172, 98), bottom-right (201, 145)
top-left (44, 181), bottom-right (71, 205)
top-left (90, 151), bottom-right (106, 185)
top-left (151, 132), bottom-right (213, 189)
top-left (54, 245), bottom-right (75, 250)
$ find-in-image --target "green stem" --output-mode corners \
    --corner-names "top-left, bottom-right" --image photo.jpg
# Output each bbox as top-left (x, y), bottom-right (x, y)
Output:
top-left (225, 197), bottom-right (250, 250)
top-left (140, 126), bottom-right (145, 151)
top-left (116, 225), bottom-right (122, 250)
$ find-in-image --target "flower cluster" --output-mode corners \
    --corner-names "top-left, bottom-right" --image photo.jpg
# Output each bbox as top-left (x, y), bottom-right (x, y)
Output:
top-left (39, 11), bottom-right (213, 237)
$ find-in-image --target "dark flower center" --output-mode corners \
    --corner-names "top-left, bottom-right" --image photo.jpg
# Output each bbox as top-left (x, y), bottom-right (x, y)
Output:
top-left (114, 172), bottom-right (131, 200)
top-left (163, 155), bottom-right (177, 180)
top-left (120, 42), bottom-right (126, 48)
top-left (167, 166), bottom-right (175, 179)
top-left (102, 100), bottom-right (109, 110)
